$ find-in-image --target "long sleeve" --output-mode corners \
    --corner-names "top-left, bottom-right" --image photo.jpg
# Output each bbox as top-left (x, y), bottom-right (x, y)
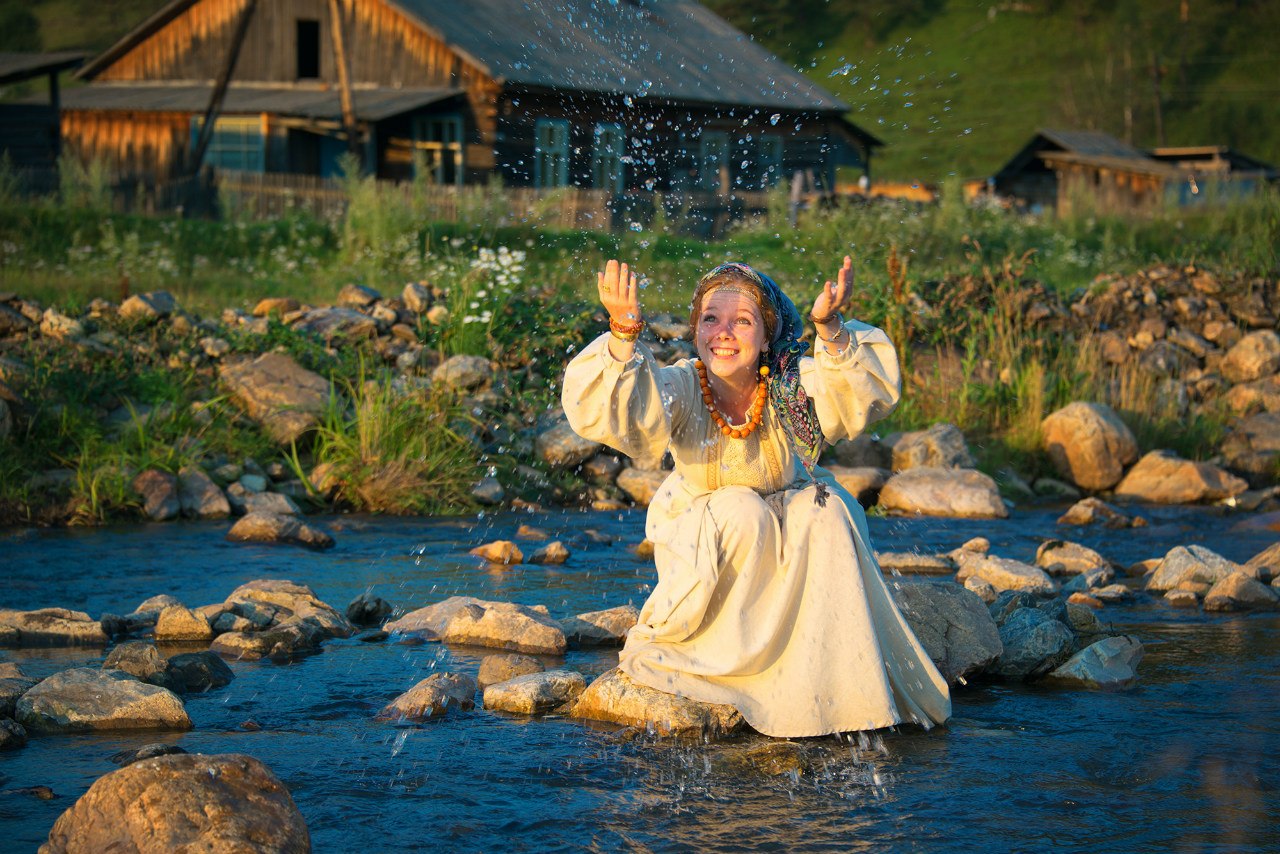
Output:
top-left (561, 333), bottom-right (692, 467)
top-left (799, 319), bottom-right (901, 443)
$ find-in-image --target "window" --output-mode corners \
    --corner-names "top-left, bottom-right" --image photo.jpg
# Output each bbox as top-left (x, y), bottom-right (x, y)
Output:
top-left (592, 123), bottom-right (625, 192)
top-left (189, 116), bottom-right (265, 172)
top-left (296, 19), bottom-right (320, 80)
top-left (699, 131), bottom-right (729, 192)
top-left (534, 119), bottom-right (570, 188)
top-left (412, 114), bottom-right (464, 185)
top-left (759, 135), bottom-right (783, 188)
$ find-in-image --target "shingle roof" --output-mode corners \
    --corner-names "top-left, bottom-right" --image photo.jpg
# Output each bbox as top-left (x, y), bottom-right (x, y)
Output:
top-left (1037, 129), bottom-right (1149, 160)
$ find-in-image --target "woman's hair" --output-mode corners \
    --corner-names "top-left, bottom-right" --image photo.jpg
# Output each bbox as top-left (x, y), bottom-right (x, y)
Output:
top-left (689, 266), bottom-right (779, 344)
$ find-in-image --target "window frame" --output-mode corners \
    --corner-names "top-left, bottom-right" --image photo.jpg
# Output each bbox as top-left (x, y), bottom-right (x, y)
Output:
top-left (189, 115), bottom-right (266, 173)
top-left (534, 118), bottom-right (571, 188)
top-left (592, 122), bottom-right (625, 193)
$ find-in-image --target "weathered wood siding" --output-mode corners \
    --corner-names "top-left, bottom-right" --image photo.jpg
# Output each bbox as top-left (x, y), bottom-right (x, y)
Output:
top-left (62, 110), bottom-right (193, 177)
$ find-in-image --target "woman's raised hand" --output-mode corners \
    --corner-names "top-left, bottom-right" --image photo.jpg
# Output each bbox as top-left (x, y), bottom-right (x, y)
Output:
top-left (811, 254), bottom-right (853, 322)
top-left (597, 259), bottom-right (642, 324)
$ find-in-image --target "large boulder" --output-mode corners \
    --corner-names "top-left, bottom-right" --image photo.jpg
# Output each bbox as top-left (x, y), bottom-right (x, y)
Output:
top-left (290, 306), bottom-right (377, 339)
top-left (483, 670), bottom-right (587, 714)
top-left (39, 753), bottom-right (308, 854)
top-left (616, 468), bottom-right (668, 506)
top-left (956, 556), bottom-right (1058, 595)
top-left (878, 467), bottom-right (1007, 518)
top-left (1244, 543), bottom-right (1280, 582)
top-left (131, 469), bottom-right (180, 521)
top-left (570, 668), bottom-right (746, 737)
top-left (561, 605), bottom-right (639, 647)
top-left (477, 653), bottom-right (544, 689)
top-left (102, 642), bottom-right (170, 685)
top-left (1044, 636), bottom-right (1144, 690)
top-left (1057, 497), bottom-right (1146, 528)
top-left (1035, 540), bottom-right (1112, 576)
top-left (177, 466), bottom-right (230, 519)
top-left (1203, 572), bottom-right (1280, 612)
top-left (219, 352), bottom-right (332, 444)
top-left (0, 669), bottom-right (38, 718)
top-left (222, 579), bottom-right (353, 640)
top-left (0, 608), bottom-right (109, 647)
top-left (377, 673), bottom-right (476, 721)
top-left (440, 602), bottom-right (567, 655)
top-left (210, 624), bottom-right (324, 662)
top-left (431, 354), bottom-right (493, 393)
top-left (1220, 329), bottom-right (1280, 383)
top-left (535, 421), bottom-right (602, 469)
top-left (226, 512), bottom-right (335, 550)
top-left (825, 465), bottom-right (890, 507)
top-left (1040, 402), bottom-right (1138, 491)
top-left (1114, 450), bottom-right (1248, 504)
top-left (890, 423), bottom-right (975, 470)
top-left (891, 582), bottom-right (1002, 683)
top-left (164, 651), bottom-right (236, 693)
top-left (1145, 545), bottom-right (1242, 593)
top-left (154, 605), bottom-right (213, 641)
top-left (386, 595), bottom-right (554, 643)
top-left (991, 609), bottom-right (1075, 680)
top-left (16, 668), bottom-right (190, 733)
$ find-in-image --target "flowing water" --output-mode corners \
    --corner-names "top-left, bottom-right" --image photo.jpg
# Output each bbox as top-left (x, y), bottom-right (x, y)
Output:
top-left (1, 505), bottom-right (1278, 852)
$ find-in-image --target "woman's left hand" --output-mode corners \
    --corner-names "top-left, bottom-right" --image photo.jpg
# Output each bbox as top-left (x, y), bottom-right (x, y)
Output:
top-left (811, 255), bottom-right (853, 322)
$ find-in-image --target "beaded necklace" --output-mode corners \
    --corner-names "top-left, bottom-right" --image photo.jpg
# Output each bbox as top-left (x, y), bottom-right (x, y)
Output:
top-left (695, 359), bottom-right (769, 439)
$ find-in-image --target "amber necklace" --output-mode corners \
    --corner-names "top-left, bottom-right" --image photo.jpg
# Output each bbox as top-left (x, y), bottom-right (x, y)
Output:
top-left (695, 359), bottom-right (768, 439)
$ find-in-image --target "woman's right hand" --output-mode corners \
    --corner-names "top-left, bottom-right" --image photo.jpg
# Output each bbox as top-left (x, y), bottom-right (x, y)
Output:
top-left (597, 259), bottom-right (642, 324)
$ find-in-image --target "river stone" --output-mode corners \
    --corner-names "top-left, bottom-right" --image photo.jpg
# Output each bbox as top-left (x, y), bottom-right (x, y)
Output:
top-left (1040, 402), bottom-right (1138, 491)
top-left (1165, 589), bottom-right (1200, 608)
top-left (131, 469), bottom-right (180, 521)
top-left (471, 476), bottom-right (505, 505)
top-left (483, 669), bottom-right (587, 715)
top-left (1045, 636), bottom-right (1145, 690)
top-left (988, 591), bottom-right (1039, 626)
top-left (617, 468), bottom-right (668, 506)
top-left (1220, 329), bottom-right (1280, 383)
top-left (1057, 497), bottom-right (1146, 528)
top-left (165, 651), bottom-right (235, 693)
top-left (291, 306), bottom-right (378, 339)
top-left (1203, 572), bottom-right (1280, 612)
top-left (536, 421), bottom-right (602, 469)
top-left (346, 591), bottom-right (393, 625)
top-left (469, 540), bottom-right (523, 565)
top-left (102, 642), bottom-right (169, 684)
top-left (891, 582), bottom-right (1002, 684)
top-left (431, 354), bottom-right (493, 392)
top-left (562, 605), bottom-right (639, 647)
top-left (230, 490), bottom-right (302, 517)
top-left (1062, 567), bottom-right (1117, 593)
top-left (1065, 602), bottom-right (1105, 635)
top-left (378, 673), bottom-right (477, 721)
top-left (1114, 450), bottom-right (1248, 504)
top-left (227, 512), bottom-right (335, 550)
top-left (0, 675), bottom-right (38, 718)
top-left (992, 609), bottom-right (1076, 680)
top-left (154, 605), bottom-right (213, 641)
top-left (825, 465), bottom-right (891, 507)
top-left (1220, 411), bottom-right (1280, 487)
top-left (570, 668), bottom-right (746, 738)
top-left (0, 717), bottom-right (27, 750)
top-left (1035, 540), bottom-right (1111, 576)
top-left (878, 467), bottom-right (1007, 518)
top-left (530, 541), bottom-right (571, 565)
top-left (0, 608), bottom-right (109, 647)
top-left (119, 291), bottom-right (178, 321)
top-left (441, 603), bottom-right (567, 655)
top-left (964, 576), bottom-right (998, 603)
top-left (1145, 545), bottom-right (1242, 592)
top-left (224, 579), bottom-right (353, 639)
top-left (890, 423), bottom-right (975, 471)
top-left (876, 551), bottom-right (956, 576)
top-left (957, 556), bottom-right (1057, 595)
top-left (177, 466), bottom-right (230, 519)
top-left (219, 352), bottom-right (332, 444)
top-left (478, 654), bottom-right (544, 689)
top-left (39, 752), bottom-right (308, 853)
top-left (210, 622), bottom-right (324, 662)
top-left (1091, 584), bottom-right (1134, 603)
top-left (1223, 376), bottom-right (1280, 416)
top-left (1244, 543), bottom-right (1280, 582)
top-left (17, 668), bottom-right (190, 733)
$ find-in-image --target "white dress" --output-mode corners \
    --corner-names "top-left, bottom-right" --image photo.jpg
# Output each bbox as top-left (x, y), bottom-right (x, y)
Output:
top-left (562, 320), bottom-right (951, 737)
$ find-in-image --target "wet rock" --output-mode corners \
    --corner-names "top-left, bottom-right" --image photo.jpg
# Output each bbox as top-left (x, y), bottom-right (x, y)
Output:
top-left (1244, 543), bottom-right (1280, 582)
top-left (154, 605), bottom-right (213, 641)
top-left (827, 465), bottom-right (890, 507)
top-left (890, 422), bottom-right (975, 470)
top-left (177, 466), bottom-right (230, 519)
top-left (989, 591), bottom-right (1038, 626)
top-left (876, 551), bottom-right (955, 575)
top-left (529, 541), bottom-right (571, 565)
top-left (0, 672), bottom-right (38, 718)
top-left (957, 556), bottom-right (1057, 595)
top-left (219, 352), bottom-right (332, 444)
top-left (471, 476), bottom-right (505, 505)
top-left (1165, 589), bottom-right (1200, 608)
top-left (346, 591), bottom-right (393, 626)
top-left (992, 609), bottom-right (1075, 680)
top-left (17, 668), bottom-right (190, 733)
top-left (0, 718), bottom-right (27, 750)
top-left (582, 453), bottom-right (622, 480)
top-left (227, 488), bottom-right (301, 517)
top-left (891, 582), bottom-right (1002, 684)
top-left (478, 653), bottom-right (544, 689)
top-left (109, 743), bottom-right (187, 767)
top-left (119, 291), bottom-right (178, 322)
top-left (1035, 540), bottom-right (1111, 576)
top-left (717, 741), bottom-right (812, 777)
top-left (1145, 545), bottom-right (1242, 592)
top-left (292, 306), bottom-right (377, 339)
top-left (483, 669), bottom-right (587, 714)
top-left (469, 540), bottom-right (523, 565)
top-left (1061, 567), bottom-right (1117, 593)
top-left (878, 467), bottom-right (1007, 518)
top-left (102, 642), bottom-right (169, 684)
top-left (964, 576), bottom-right (998, 603)
top-left (832, 433), bottom-right (893, 469)
top-left (1203, 572), bottom-right (1280, 612)
top-left (40, 752), bottom-right (308, 853)
top-left (1114, 450), bottom-right (1248, 504)
top-left (131, 469), bottom-right (180, 521)
top-left (226, 512), bottom-right (335, 550)
top-left (617, 468), bottom-right (667, 506)
top-left (1057, 497), bottom-right (1146, 528)
top-left (441, 602), bottom-right (567, 655)
top-left (0, 608), bottom-right (109, 647)
top-left (562, 605), bottom-right (639, 647)
top-left (223, 579), bottom-right (353, 639)
top-left (1065, 601), bottom-right (1105, 632)
top-left (1040, 402), bottom-right (1138, 491)
top-left (378, 673), bottom-right (477, 721)
top-left (1045, 636), bottom-right (1144, 690)
top-left (570, 668), bottom-right (746, 737)
top-left (536, 421), bottom-right (602, 469)
top-left (210, 623), bottom-right (324, 662)
top-left (432, 354), bottom-right (493, 392)
top-left (1220, 330), bottom-right (1280, 383)
top-left (164, 652), bottom-right (235, 693)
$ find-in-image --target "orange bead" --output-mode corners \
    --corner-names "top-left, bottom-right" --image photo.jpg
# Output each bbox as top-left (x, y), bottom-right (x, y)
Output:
top-left (759, 366), bottom-right (769, 377)
top-left (721, 425), bottom-right (732, 436)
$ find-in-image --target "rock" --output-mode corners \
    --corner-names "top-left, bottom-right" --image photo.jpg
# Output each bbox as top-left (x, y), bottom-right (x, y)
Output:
top-left (337, 283), bottom-right (381, 308)
top-left (102, 642), bottom-right (169, 684)
top-left (714, 741), bottom-right (812, 777)
top-left (1203, 572), bottom-right (1280, 612)
top-left (891, 582), bottom-right (1002, 683)
top-left (1065, 601), bottom-right (1105, 635)
top-left (616, 468), bottom-right (668, 506)
top-left (471, 476), bottom-right (505, 505)
top-left (292, 306), bottom-right (378, 339)
top-left (582, 453), bottom-right (622, 480)
top-left (562, 605), bottom-right (639, 647)
top-left (174, 466), bottom-right (230, 519)
top-left (1067, 591), bottom-right (1104, 609)
top-left (119, 291), bottom-right (178, 322)
top-left (1145, 545), bottom-right (1241, 592)
top-left (1220, 330), bottom-right (1280, 383)
top-left (529, 541), bottom-right (571, 565)
top-left (226, 512), bottom-right (335, 550)
top-left (109, 743), bottom-right (188, 766)
top-left (223, 579), bottom-right (353, 640)
top-left (875, 552), bottom-right (955, 575)
top-left (878, 467), bottom-right (1007, 518)
top-left (0, 718), bottom-right (27, 750)
top-left (164, 652), bottom-right (235, 693)
top-left (1244, 543), bottom-right (1280, 582)
top-left (1062, 568), bottom-right (1117, 593)
top-left (252, 296), bottom-right (301, 317)
top-left (1223, 376), bottom-right (1280, 416)
top-left (1057, 497), bottom-right (1146, 528)
top-left (536, 421), bottom-right (602, 469)
top-left (992, 609), bottom-right (1076, 680)
top-left (219, 353), bottom-right (332, 444)
top-left (431, 354), bottom-right (493, 393)
top-left (1040, 402), bottom-right (1138, 491)
top-left (17, 668), bottom-right (190, 733)
top-left (402, 282), bottom-right (432, 313)
top-left (425, 305), bottom-right (449, 325)
top-left (378, 673), bottom-right (477, 721)
top-left (469, 540), bottom-right (523, 565)
top-left (154, 605), bottom-right (213, 641)
top-left (826, 465), bottom-right (890, 507)
top-left (234, 490), bottom-right (303, 516)
top-left (477, 653), bottom-right (544, 689)
top-left (209, 624), bottom-right (323, 662)
top-left (570, 668), bottom-right (746, 737)
top-left (1114, 450), bottom-right (1248, 504)
top-left (1045, 636), bottom-right (1144, 689)
top-left (1165, 589), bottom-right (1200, 608)
top-left (1031, 476), bottom-right (1082, 500)
top-left (957, 556), bottom-right (1058, 595)
top-left (832, 433), bottom-right (893, 469)
top-left (346, 591), bottom-right (393, 625)
top-left (40, 752), bottom-right (308, 853)
top-left (0, 608), bottom-right (109, 647)
top-left (1219, 411), bottom-right (1280, 487)
top-left (890, 423), bottom-right (975, 470)
top-left (0, 674), bottom-right (38, 718)
top-left (483, 670), bottom-right (587, 714)
top-left (131, 469), bottom-right (180, 521)
top-left (1035, 540), bottom-right (1111, 576)
top-left (964, 576), bottom-right (998, 603)
top-left (441, 602), bottom-right (567, 655)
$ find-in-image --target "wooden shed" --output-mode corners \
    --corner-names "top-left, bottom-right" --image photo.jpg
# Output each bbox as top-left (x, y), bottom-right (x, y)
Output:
top-left (0, 52), bottom-right (87, 176)
top-left (62, 0), bottom-right (879, 190)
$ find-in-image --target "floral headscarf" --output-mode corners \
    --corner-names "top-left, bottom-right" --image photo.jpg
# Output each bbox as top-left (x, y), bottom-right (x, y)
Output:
top-left (697, 262), bottom-right (824, 473)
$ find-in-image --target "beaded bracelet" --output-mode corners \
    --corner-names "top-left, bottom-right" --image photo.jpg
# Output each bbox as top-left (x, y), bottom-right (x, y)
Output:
top-left (609, 317), bottom-right (645, 335)
top-left (809, 309), bottom-right (843, 326)
top-left (816, 323), bottom-right (848, 344)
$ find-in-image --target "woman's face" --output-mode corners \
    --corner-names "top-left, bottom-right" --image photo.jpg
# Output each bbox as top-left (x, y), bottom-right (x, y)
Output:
top-left (696, 289), bottom-right (767, 382)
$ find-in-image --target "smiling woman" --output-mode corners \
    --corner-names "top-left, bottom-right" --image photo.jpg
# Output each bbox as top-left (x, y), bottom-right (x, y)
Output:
top-left (562, 258), bottom-right (951, 738)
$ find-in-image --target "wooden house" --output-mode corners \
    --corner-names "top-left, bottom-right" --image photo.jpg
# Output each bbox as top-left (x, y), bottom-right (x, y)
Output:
top-left (0, 52), bottom-right (87, 175)
top-left (61, 0), bottom-right (879, 193)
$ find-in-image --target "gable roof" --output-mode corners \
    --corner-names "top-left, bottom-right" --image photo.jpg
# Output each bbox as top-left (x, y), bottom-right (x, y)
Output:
top-left (993, 128), bottom-right (1149, 181)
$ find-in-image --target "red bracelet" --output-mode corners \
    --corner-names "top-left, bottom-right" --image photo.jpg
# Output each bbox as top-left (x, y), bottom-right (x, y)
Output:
top-left (609, 317), bottom-right (645, 335)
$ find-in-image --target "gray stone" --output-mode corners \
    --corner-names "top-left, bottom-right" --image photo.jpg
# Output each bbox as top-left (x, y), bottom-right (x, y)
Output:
top-left (131, 469), bottom-right (180, 521)
top-left (878, 467), bottom-right (1008, 518)
top-left (561, 605), bottom-right (639, 647)
top-left (164, 652), bottom-right (235, 693)
top-left (347, 591), bottom-right (394, 626)
top-left (875, 551), bottom-right (956, 576)
top-left (219, 353), bottom-right (333, 444)
top-left (536, 421), bottom-right (602, 469)
top-left (1062, 567), bottom-right (1117, 593)
top-left (337, 283), bottom-right (381, 308)
top-left (1145, 545), bottom-right (1242, 592)
top-left (378, 673), bottom-right (477, 721)
top-left (529, 541), bottom-right (571, 565)
top-left (223, 579), bottom-right (353, 639)
top-left (992, 609), bottom-right (1075, 680)
top-left (1040, 402), bottom-right (1138, 491)
top-left (1045, 636), bottom-right (1144, 690)
top-left (210, 623), bottom-right (324, 662)
top-left (1244, 543), bottom-right (1280, 582)
top-left (441, 602), bottom-right (567, 655)
top-left (432, 354), bottom-right (493, 393)
top-left (477, 654), bottom-right (544, 689)
top-left (832, 433), bottom-right (892, 469)
top-left (1114, 450), bottom-right (1248, 504)
top-left (1165, 589), bottom-right (1200, 608)
top-left (0, 608), bottom-right (109, 647)
top-left (570, 668), bottom-right (746, 737)
top-left (0, 674), bottom-right (38, 718)
top-left (102, 642), bottom-right (168, 683)
top-left (1203, 572), bottom-right (1280, 612)
top-left (291, 306), bottom-right (378, 339)
top-left (177, 466), bottom-right (230, 519)
top-left (226, 512), bottom-right (335, 550)
top-left (891, 582), bottom-right (1002, 684)
top-left (1057, 497), bottom-right (1146, 528)
top-left (1220, 330), bottom-right (1280, 383)
top-left (119, 291), bottom-right (178, 322)
top-left (17, 668), bottom-right (190, 733)
top-left (1035, 540), bottom-right (1112, 576)
top-left (483, 670), bottom-right (586, 714)
top-left (0, 718), bottom-right (26, 750)
top-left (891, 422), bottom-right (974, 470)
top-left (957, 556), bottom-right (1057, 595)
top-left (471, 476), bottom-right (505, 505)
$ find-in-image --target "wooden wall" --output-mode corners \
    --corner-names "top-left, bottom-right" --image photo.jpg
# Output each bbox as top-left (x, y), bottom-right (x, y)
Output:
top-left (61, 110), bottom-right (192, 178)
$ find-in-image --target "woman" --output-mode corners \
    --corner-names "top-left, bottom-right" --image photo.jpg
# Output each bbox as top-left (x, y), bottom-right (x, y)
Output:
top-left (562, 257), bottom-right (950, 737)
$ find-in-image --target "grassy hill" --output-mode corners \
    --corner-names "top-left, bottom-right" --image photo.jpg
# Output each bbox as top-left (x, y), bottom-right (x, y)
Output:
top-left (6, 0), bottom-right (1279, 184)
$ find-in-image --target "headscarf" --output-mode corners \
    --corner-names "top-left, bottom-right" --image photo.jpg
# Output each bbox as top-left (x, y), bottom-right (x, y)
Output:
top-left (697, 262), bottom-right (825, 473)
